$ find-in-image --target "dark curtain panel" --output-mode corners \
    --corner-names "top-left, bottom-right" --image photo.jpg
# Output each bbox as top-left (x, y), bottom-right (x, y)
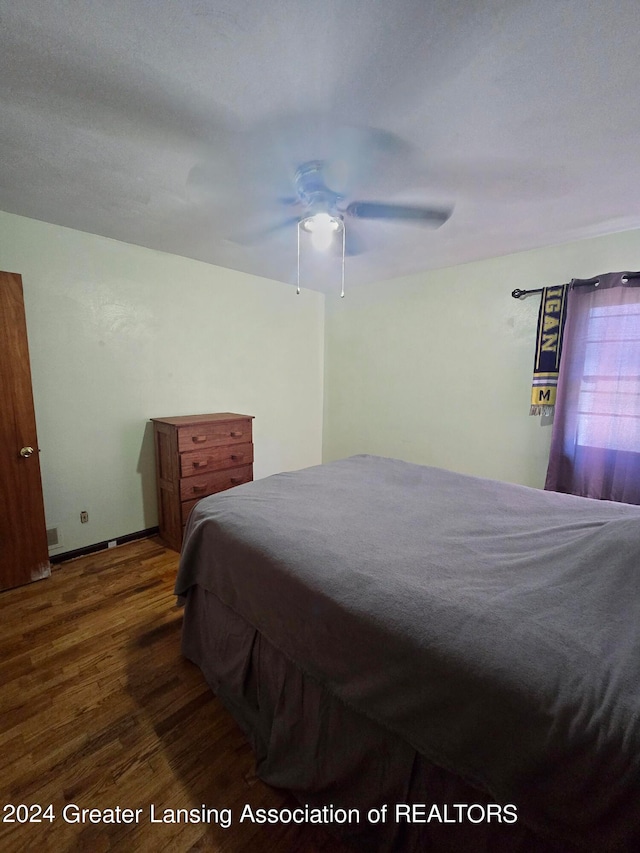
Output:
top-left (545, 271), bottom-right (640, 504)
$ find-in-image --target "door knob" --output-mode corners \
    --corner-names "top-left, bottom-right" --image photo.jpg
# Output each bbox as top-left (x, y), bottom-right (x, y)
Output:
top-left (19, 446), bottom-right (34, 458)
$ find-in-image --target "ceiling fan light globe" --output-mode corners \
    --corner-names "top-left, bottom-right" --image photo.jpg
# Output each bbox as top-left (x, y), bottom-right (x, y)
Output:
top-left (302, 213), bottom-right (341, 251)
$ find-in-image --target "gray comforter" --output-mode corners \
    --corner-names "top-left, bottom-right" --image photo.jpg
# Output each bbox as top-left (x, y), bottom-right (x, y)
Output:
top-left (175, 455), bottom-right (640, 850)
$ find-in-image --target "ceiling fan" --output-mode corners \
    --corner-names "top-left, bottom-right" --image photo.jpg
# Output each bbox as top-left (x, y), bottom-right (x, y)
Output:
top-left (242, 159), bottom-right (452, 248)
top-left (280, 160), bottom-right (452, 296)
top-left (187, 121), bottom-right (453, 295)
top-left (286, 158), bottom-right (451, 246)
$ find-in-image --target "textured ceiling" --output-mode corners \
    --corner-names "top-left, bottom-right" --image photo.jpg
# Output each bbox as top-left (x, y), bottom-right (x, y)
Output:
top-left (2, 0), bottom-right (640, 293)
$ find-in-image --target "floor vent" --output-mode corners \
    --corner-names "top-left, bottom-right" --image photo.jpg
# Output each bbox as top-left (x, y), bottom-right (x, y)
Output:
top-left (47, 526), bottom-right (64, 552)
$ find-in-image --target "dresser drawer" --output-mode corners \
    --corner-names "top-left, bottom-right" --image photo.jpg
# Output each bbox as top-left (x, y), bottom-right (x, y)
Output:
top-left (180, 442), bottom-right (253, 477)
top-left (179, 464), bottom-right (253, 502)
top-left (181, 497), bottom-right (201, 526)
top-left (177, 419), bottom-right (252, 452)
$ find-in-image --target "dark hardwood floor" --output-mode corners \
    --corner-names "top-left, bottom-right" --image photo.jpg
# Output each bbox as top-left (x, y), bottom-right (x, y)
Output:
top-left (0, 537), bottom-right (353, 852)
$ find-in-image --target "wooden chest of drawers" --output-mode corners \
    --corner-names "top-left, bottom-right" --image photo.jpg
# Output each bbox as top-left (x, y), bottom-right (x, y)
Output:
top-left (151, 413), bottom-right (254, 551)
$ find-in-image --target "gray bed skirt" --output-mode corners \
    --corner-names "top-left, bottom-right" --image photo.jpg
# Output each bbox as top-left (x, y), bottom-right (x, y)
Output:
top-left (181, 586), bottom-right (572, 852)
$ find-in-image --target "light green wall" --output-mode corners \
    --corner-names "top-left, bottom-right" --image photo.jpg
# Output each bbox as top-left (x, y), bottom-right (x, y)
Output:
top-left (323, 228), bottom-right (640, 488)
top-left (4, 207), bottom-right (639, 555)
top-left (1, 211), bottom-right (324, 553)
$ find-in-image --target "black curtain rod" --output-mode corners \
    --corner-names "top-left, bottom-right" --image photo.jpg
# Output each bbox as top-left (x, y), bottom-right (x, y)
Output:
top-left (511, 271), bottom-right (640, 299)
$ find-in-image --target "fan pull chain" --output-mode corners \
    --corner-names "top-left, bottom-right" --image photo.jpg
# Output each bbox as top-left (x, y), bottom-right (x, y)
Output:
top-left (341, 221), bottom-right (345, 298)
top-left (296, 220), bottom-right (301, 295)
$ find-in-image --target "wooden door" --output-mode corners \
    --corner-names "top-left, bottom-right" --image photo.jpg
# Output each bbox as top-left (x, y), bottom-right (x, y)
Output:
top-left (0, 271), bottom-right (50, 591)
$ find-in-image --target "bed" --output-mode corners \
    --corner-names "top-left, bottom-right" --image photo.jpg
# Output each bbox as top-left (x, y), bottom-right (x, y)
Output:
top-left (175, 454), bottom-right (640, 852)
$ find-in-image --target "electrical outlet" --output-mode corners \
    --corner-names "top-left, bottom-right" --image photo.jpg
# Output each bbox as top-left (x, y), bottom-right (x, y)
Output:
top-left (107, 540), bottom-right (117, 549)
top-left (80, 511), bottom-right (88, 523)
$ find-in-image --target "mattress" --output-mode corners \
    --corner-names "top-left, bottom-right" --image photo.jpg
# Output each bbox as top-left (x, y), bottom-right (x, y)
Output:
top-left (175, 455), bottom-right (640, 851)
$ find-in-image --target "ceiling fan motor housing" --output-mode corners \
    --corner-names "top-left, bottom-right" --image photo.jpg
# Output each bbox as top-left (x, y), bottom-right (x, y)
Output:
top-left (295, 160), bottom-right (343, 220)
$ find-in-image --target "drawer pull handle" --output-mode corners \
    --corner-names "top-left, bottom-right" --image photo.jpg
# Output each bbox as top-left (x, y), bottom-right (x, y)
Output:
top-left (230, 453), bottom-right (244, 461)
top-left (230, 431), bottom-right (242, 437)
top-left (192, 485), bottom-right (207, 493)
top-left (192, 435), bottom-right (207, 443)
top-left (192, 461), bottom-right (206, 469)
top-left (230, 477), bottom-right (242, 484)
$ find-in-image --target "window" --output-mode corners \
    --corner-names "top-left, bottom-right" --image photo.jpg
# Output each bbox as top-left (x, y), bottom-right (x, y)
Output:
top-left (576, 302), bottom-right (640, 453)
top-left (545, 273), bottom-right (640, 504)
